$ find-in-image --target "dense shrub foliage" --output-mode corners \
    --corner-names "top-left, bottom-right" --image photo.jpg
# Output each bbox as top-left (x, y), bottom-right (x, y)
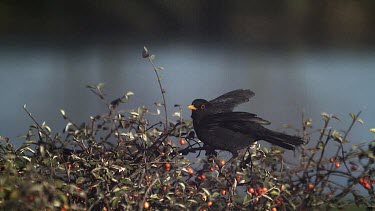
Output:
top-left (0, 48), bottom-right (374, 210)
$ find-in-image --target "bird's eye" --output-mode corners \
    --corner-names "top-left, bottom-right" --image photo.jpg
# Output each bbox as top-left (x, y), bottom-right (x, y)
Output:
top-left (201, 104), bottom-right (206, 110)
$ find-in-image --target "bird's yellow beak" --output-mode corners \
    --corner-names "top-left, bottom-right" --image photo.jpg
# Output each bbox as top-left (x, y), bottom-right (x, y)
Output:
top-left (187, 105), bottom-right (197, 110)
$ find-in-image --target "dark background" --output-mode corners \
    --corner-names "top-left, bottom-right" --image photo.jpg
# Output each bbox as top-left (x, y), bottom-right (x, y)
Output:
top-left (1, 1), bottom-right (374, 152)
top-left (1, 1), bottom-right (375, 47)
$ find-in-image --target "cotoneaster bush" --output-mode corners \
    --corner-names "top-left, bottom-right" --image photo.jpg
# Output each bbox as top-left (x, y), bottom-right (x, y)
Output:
top-left (0, 47), bottom-right (374, 210)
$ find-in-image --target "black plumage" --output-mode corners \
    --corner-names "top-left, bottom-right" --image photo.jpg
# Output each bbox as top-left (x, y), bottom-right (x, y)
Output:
top-left (208, 89), bottom-right (255, 113)
top-left (188, 91), bottom-right (304, 160)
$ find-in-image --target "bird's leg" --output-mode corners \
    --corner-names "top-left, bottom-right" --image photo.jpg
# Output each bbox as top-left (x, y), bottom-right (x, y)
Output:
top-left (204, 145), bottom-right (218, 157)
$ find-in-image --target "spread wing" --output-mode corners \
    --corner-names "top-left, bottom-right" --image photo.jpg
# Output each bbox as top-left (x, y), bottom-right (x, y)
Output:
top-left (209, 89), bottom-right (255, 112)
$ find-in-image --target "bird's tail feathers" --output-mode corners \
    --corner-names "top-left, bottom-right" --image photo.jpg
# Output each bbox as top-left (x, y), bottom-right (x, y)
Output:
top-left (262, 129), bottom-right (305, 150)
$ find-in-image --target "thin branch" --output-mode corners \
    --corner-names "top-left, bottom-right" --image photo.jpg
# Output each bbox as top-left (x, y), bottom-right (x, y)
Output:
top-left (147, 53), bottom-right (168, 132)
top-left (23, 105), bottom-right (54, 143)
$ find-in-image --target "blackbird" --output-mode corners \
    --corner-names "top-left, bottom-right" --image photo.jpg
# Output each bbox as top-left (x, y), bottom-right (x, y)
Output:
top-left (188, 91), bottom-right (305, 161)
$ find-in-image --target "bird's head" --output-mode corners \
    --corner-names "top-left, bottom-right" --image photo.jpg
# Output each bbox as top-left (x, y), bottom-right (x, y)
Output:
top-left (188, 99), bottom-right (215, 119)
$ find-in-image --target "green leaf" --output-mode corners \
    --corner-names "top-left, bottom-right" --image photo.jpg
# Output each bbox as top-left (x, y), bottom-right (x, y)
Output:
top-left (270, 190), bottom-right (279, 195)
top-left (211, 191), bottom-right (220, 198)
top-left (262, 194), bottom-right (273, 201)
top-left (332, 130), bottom-right (343, 142)
top-left (178, 182), bottom-right (186, 191)
top-left (201, 188), bottom-right (211, 196)
top-left (111, 196), bottom-right (119, 207)
top-left (64, 122), bottom-right (73, 132)
top-left (142, 46), bottom-right (149, 58)
top-left (187, 199), bottom-right (198, 204)
top-left (86, 85), bottom-right (96, 89)
top-left (126, 91), bottom-right (134, 96)
top-left (175, 204), bottom-right (187, 209)
top-left (332, 115), bottom-right (341, 121)
top-left (97, 83), bottom-right (104, 89)
top-left (350, 145), bottom-right (358, 150)
top-left (321, 112), bottom-right (331, 119)
top-left (137, 107), bottom-right (143, 115)
top-left (21, 156), bottom-right (31, 162)
top-left (130, 112), bottom-right (139, 116)
top-left (172, 112), bottom-right (181, 117)
top-left (58, 193), bottom-right (68, 204)
top-left (76, 177), bottom-right (86, 184)
top-left (60, 109), bottom-right (66, 119)
top-left (289, 201), bottom-right (296, 210)
top-left (150, 194), bottom-right (160, 199)
top-left (243, 193), bottom-right (249, 203)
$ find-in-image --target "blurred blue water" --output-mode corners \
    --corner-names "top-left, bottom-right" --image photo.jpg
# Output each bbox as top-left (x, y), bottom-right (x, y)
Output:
top-left (0, 42), bottom-right (374, 153)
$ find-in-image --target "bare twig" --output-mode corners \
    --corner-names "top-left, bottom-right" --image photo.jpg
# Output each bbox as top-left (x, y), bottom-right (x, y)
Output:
top-left (23, 105), bottom-right (54, 143)
top-left (143, 47), bottom-right (168, 132)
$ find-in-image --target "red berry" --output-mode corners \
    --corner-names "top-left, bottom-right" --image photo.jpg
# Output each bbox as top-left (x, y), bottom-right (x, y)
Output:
top-left (28, 194), bottom-right (35, 201)
top-left (179, 139), bottom-right (186, 145)
top-left (221, 189), bottom-right (227, 196)
top-left (165, 163), bottom-right (171, 170)
top-left (187, 167), bottom-right (194, 175)
top-left (207, 201), bottom-right (213, 207)
top-left (143, 201), bottom-right (150, 209)
top-left (364, 183), bottom-right (371, 189)
top-left (308, 183), bottom-right (314, 190)
top-left (276, 200), bottom-right (282, 206)
top-left (248, 187), bottom-right (255, 194)
top-left (359, 178), bottom-right (364, 184)
top-left (335, 162), bottom-right (340, 168)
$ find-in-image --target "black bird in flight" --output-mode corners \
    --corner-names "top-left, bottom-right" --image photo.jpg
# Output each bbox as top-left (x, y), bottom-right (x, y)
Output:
top-left (187, 89), bottom-right (304, 161)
